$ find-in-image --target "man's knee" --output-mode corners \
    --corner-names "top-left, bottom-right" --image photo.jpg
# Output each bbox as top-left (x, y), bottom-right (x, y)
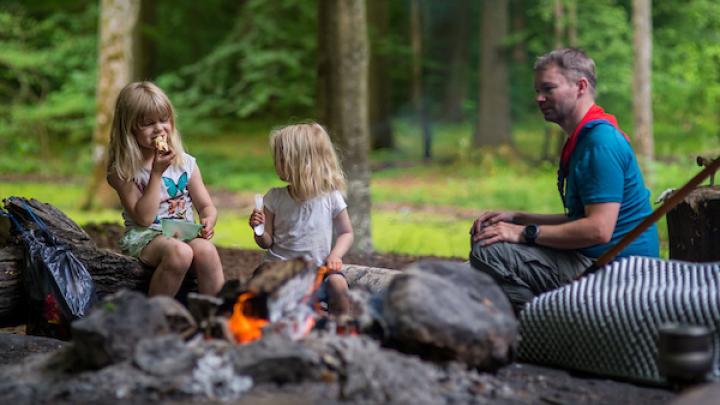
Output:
top-left (469, 242), bottom-right (512, 277)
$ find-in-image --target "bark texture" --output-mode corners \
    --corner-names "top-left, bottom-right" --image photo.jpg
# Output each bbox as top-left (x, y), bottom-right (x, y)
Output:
top-left (83, 0), bottom-right (141, 209)
top-left (475, 0), bottom-right (511, 147)
top-left (632, 0), bottom-right (654, 172)
top-left (666, 186), bottom-right (720, 262)
top-left (367, 0), bottom-right (394, 150)
top-left (317, 0), bottom-right (373, 255)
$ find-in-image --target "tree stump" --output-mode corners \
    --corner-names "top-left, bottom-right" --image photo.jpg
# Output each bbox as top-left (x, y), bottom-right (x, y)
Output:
top-left (666, 186), bottom-right (720, 262)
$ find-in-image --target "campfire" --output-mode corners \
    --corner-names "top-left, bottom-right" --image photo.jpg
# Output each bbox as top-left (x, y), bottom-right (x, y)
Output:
top-left (227, 292), bottom-right (267, 343)
top-left (223, 259), bottom-right (332, 344)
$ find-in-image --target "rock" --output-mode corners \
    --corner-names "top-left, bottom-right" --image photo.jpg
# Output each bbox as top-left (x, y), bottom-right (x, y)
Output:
top-left (0, 333), bottom-right (66, 365)
top-left (149, 296), bottom-right (197, 338)
top-left (670, 381), bottom-right (720, 405)
top-left (133, 335), bottom-right (195, 376)
top-left (303, 333), bottom-right (510, 404)
top-left (70, 290), bottom-right (171, 369)
top-left (381, 260), bottom-right (517, 370)
top-left (232, 333), bottom-right (322, 384)
top-left (343, 264), bottom-right (398, 294)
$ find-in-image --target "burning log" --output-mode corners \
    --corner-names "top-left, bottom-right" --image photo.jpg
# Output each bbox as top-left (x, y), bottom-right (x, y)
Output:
top-left (223, 259), bottom-right (330, 344)
top-left (228, 292), bottom-right (267, 343)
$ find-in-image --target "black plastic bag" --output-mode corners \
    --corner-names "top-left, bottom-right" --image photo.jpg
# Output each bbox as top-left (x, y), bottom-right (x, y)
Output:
top-left (5, 199), bottom-right (96, 340)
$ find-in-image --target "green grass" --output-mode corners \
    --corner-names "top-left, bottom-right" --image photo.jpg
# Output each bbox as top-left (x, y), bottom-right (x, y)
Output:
top-left (2, 118), bottom-right (716, 258)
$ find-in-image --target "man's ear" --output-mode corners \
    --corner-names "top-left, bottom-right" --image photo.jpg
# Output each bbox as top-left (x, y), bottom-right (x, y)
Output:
top-left (576, 77), bottom-right (590, 96)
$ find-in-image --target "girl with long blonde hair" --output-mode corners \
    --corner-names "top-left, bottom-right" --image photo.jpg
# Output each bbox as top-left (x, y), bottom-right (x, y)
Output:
top-left (107, 82), bottom-right (224, 297)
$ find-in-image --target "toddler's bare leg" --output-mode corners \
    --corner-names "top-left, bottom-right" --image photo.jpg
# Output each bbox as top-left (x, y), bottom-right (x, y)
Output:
top-left (139, 237), bottom-right (193, 297)
top-left (188, 238), bottom-right (225, 295)
top-left (326, 274), bottom-right (350, 316)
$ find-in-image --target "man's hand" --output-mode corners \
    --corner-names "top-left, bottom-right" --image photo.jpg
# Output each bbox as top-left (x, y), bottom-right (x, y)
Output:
top-left (325, 254), bottom-right (343, 272)
top-left (472, 221), bottom-right (524, 246)
top-left (248, 208), bottom-right (265, 230)
top-left (470, 211), bottom-right (517, 236)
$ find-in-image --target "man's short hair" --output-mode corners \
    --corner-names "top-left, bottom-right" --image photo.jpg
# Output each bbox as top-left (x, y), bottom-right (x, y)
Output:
top-left (534, 48), bottom-right (596, 95)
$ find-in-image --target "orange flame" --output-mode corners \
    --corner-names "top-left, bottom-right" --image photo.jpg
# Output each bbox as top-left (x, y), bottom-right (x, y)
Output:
top-left (228, 292), bottom-right (268, 344)
top-left (311, 266), bottom-right (329, 297)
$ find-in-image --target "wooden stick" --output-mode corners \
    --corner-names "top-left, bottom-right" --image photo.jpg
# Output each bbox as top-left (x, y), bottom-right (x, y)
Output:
top-left (582, 157), bottom-right (720, 276)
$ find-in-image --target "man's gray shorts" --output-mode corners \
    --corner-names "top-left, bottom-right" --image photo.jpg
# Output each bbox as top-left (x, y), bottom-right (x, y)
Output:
top-left (469, 241), bottom-right (592, 313)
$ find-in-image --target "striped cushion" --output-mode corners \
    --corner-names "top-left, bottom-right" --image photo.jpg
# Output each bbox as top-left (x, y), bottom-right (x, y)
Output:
top-left (518, 256), bottom-right (720, 384)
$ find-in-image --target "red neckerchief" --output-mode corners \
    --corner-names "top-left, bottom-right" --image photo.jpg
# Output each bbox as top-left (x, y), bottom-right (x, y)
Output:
top-left (560, 104), bottom-right (630, 176)
top-left (557, 104), bottom-right (630, 210)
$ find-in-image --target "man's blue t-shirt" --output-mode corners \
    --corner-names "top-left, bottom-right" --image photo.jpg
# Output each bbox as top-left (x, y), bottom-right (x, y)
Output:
top-left (564, 121), bottom-right (659, 258)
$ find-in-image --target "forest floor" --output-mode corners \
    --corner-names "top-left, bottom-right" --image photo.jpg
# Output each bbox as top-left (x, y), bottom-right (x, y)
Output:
top-left (76, 223), bottom-right (681, 405)
top-left (0, 182), bottom-right (685, 403)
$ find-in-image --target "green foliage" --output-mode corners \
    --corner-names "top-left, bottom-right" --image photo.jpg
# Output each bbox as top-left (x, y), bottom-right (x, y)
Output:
top-left (157, 0), bottom-right (317, 125)
top-left (0, 3), bottom-right (96, 175)
top-left (653, 0), bottom-right (720, 156)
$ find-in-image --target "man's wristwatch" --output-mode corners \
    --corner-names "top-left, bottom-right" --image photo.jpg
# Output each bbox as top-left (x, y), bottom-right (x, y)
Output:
top-left (523, 224), bottom-right (540, 245)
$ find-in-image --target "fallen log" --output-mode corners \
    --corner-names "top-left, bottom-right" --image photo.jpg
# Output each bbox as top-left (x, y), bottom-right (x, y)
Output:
top-left (0, 198), bottom-right (401, 326)
top-left (0, 198), bottom-right (150, 325)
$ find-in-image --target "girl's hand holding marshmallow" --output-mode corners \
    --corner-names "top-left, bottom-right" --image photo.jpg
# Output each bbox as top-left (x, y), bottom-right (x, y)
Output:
top-left (248, 209), bottom-right (265, 230)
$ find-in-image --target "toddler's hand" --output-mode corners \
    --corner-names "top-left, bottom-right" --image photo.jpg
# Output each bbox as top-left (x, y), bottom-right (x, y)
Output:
top-left (200, 217), bottom-right (215, 239)
top-left (151, 148), bottom-right (176, 175)
top-left (325, 255), bottom-right (343, 272)
top-left (248, 209), bottom-right (265, 229)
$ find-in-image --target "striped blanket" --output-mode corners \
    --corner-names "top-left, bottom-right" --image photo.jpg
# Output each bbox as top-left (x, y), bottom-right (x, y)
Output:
top-left (518, 256), bottom-right (720, 384)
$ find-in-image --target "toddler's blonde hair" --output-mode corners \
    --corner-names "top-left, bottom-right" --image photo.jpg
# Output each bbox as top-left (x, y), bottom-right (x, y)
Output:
top-left (271, 122), bottom-right (346, 201)
top-left (107, 81), bottom-right (185, 182)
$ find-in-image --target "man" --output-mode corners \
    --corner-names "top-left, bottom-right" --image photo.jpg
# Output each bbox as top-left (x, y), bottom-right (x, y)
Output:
top-left (469, 48), bottom-right (659, 313)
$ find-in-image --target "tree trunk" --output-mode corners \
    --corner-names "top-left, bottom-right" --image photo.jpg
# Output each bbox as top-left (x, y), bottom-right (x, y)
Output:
top-left (632, 0), bottom-right (654, 175)
top-left (441, 0), bottom-right (470, 123)
top-left (410, 0), bottom-right (432, 160)
top-left (567, 0), bottom-right (578, 47)
top-left (317, 0), bottom-right (373, 255)
top-left (511, 0), bottom-right (527, 65)
top-left (666, 187), bottom-right (720, 262)
top-left (82, 0), bottom-right (142, 210)
top-left (133, 0), bottom-right (156, 80)
top-left (367, 0), bottom-right (394, 150)
top-left (474, 0), bottom-right (511, 147)
top-left (541, 0), bottom-right (565, 162)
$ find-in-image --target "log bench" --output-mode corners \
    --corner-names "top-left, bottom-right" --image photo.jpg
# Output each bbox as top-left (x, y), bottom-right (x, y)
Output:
top-left (0, 197), bottom-right (398, 326)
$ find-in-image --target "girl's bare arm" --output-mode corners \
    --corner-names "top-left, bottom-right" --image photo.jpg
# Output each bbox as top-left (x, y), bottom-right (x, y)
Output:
top-left (108, 172), bottom-right (164, 227)
top-left (187, 164), bottom-right (218, 236)
top-left (327, 209), bottom-right (354, 265)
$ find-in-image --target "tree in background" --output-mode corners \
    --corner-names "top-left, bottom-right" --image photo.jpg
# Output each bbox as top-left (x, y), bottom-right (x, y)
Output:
top-left (632, 0), bottom-right (653, 174)
top-left (368, 0), bottom-right (394, 150)
top-left (540, 0), bottom-right (574, 163)
top-left (440, 0), bottom-right (470, 123)
top-left (474, 0), bottom-right (511, 147)
top-left (410, 0), bottom-right (432, 160)
top-left (82, 0), bottom-right (141, 210)
top-left (317, 0), bottom-right (373, 255)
